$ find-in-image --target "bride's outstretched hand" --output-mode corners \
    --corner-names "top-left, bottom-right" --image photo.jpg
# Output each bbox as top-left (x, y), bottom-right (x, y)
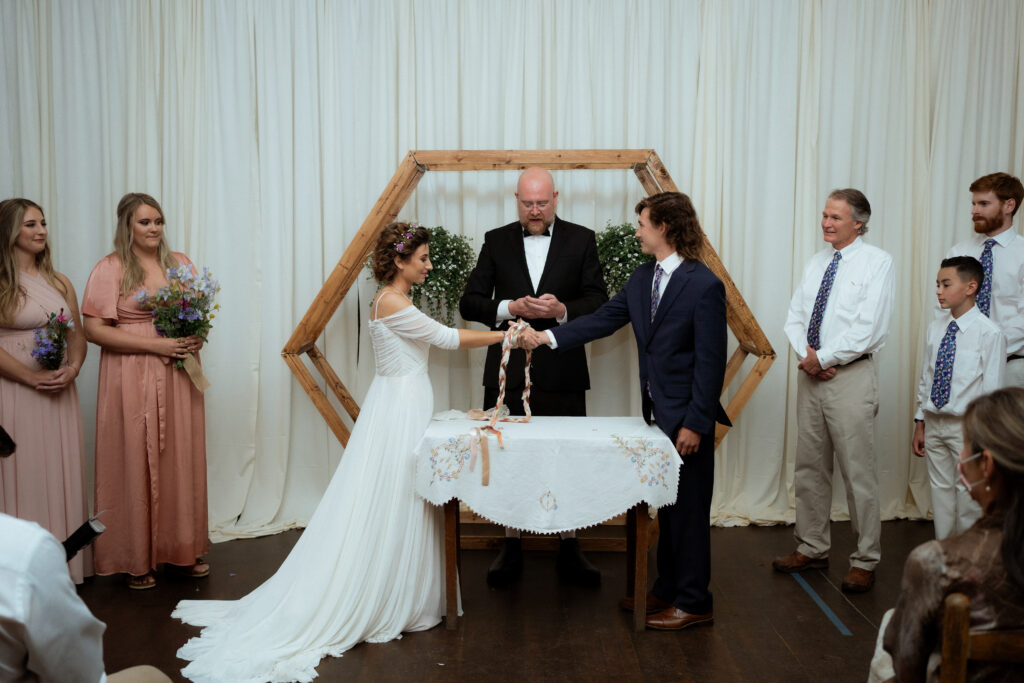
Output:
top-left (516, 328), bottom-right (546, 350)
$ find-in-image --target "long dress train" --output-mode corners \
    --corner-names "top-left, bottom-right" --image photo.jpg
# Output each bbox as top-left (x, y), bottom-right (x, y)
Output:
top-left (173, 304), bottom-right (460, 682)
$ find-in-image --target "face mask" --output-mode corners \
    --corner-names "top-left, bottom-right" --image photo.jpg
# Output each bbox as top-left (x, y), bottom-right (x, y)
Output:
top-left (957, 451), bottom-right (987, 492)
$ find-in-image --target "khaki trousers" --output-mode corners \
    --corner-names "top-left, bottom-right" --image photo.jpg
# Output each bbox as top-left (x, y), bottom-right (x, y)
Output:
top-left (795, 358), bottom-right (881, 570)
top-left (922, 411), bottom-right (982, 539)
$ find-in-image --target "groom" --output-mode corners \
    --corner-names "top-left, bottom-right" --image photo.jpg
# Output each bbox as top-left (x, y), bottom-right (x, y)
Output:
top-left (521, 191), bottom-right (730, 629)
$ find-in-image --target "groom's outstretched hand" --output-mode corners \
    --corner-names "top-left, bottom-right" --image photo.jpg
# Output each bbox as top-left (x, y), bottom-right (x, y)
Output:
top-left (675, 427), bottom-right (701, 457)
top-left (517, 328), bottom-right (549, 350)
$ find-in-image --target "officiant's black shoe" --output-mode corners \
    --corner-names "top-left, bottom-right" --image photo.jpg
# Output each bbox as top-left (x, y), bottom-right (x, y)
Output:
top-left (487, 538), bottom-right (523, 588)
top-left (557, 538), bottom-right (601, 588)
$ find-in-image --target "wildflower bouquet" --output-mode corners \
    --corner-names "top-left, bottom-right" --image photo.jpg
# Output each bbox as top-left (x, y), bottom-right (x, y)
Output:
top-left (136, 264), bottom-right (220, 390)
top-left (32, 309), bottom-right (73, 370)
top-left (595, 222), bottom-right (654, 297)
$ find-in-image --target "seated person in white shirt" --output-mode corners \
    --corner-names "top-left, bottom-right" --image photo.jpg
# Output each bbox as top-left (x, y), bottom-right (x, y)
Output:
top-left (0, 428), bottom-right (170, 683)
top-left (912, 257), bottom-right (1006, 540)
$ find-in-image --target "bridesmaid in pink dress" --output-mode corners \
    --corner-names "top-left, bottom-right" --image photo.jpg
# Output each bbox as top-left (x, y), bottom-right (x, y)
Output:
top-left (82, 192), bottom-right (209, 590)
top-left (0, 198), bottom-right (91, 584)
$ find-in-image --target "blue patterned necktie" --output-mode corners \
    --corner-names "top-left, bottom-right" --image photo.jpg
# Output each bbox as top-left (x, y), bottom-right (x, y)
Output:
top-left (807, 251), bottom-right (842, 350)
top-left (930, 320), bottom-right (959, 409)
top-left (650, 264), bottom-right (664, 322)
top-left (977, 239), bottom-right (996, 316)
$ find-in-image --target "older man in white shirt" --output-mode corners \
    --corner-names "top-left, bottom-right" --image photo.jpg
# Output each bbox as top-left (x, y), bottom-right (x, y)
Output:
top-left (773, 189), bottom-right (895, 593)
top-left (945, 172), bottom-right (1024, 387)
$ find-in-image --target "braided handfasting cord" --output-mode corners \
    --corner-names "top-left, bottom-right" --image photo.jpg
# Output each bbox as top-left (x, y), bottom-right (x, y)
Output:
top-left (490, 318), bottom-right (532, 427)
top-left (465, 319), bottom-right (533, 486)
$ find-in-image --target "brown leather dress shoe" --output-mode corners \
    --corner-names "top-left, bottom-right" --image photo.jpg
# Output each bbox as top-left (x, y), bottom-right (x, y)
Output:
top-left (841, 567), bottom-right (875, 593)
top-left (771, 550), bottom-right (828, 573)
top-left (645, 607), bottom-right (714, 631)
top-left (619, 592), bottom-right (671, 614)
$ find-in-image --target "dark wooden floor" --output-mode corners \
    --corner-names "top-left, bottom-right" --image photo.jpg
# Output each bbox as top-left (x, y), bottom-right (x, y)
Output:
top-left (79, 520), bottom-right (934, 682)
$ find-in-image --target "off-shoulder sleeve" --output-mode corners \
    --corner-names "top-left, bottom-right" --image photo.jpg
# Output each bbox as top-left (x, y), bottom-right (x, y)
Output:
top-left (385, 306), bottom-right (460, 350)
top-left (81, 254), bottom-right (123, 321)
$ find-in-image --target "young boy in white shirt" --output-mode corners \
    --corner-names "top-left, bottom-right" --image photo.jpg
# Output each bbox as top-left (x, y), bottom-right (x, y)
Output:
top-left (912, 256), bottom-right (1006, 539)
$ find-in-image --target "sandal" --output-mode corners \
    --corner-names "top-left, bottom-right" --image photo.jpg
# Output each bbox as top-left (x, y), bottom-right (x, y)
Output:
top-left (127, 572), bottom-right (156, 590)
top-left (173, 559), bottom-right (211, 578)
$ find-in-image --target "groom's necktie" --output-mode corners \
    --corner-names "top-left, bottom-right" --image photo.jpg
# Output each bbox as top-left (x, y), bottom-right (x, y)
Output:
top-left (807, 251), bottom-right (842, 350)
top-left (650, 264), bottom-right (664, 322)
top-left (977, 239), bottom-right (996, 316)
top-left (930, 320), bottom-right (959, 409)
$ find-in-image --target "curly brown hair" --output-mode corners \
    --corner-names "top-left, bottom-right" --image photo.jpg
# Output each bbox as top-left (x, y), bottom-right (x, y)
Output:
top-left (635, 192), bottom-right (704, 260)
top-left (372, 222), bottom-right (430, 282)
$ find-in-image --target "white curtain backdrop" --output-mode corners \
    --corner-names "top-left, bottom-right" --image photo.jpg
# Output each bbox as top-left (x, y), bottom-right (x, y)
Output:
top-left (1, 0), bottom-right (1021, 539)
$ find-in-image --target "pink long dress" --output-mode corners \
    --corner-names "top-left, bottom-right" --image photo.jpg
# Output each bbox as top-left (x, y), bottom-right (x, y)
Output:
top-left (81, 253), bottom-right (209, 576)
top-left (0, 270), bottom-right (91, 583)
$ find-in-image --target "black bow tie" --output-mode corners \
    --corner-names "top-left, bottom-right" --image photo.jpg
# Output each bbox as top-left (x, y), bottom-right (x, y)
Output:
top-left (523, 227), bottom-right (551, 237)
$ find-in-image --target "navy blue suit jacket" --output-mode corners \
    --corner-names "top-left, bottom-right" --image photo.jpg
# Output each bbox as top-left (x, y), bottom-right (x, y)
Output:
top-left (551, 258), bottom-right (730, 440)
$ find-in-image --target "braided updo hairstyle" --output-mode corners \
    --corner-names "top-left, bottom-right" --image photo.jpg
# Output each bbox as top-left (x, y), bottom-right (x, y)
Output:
top-left (371, 222), bottom-right (430, 282)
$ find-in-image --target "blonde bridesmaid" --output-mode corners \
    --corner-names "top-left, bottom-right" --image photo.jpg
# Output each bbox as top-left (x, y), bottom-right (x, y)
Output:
top-left (0, 198), bottom-right (91, 583)
top-left (82, 192), bottom-right (209, 589)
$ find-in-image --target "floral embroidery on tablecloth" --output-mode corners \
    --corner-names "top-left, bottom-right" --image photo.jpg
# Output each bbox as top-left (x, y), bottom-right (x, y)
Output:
top-left (428, 434), bottom-right (474, 483)
top-left (612, 434), bottom-right (672, 487)
top-left (539, 489), bottom-right (558, 511)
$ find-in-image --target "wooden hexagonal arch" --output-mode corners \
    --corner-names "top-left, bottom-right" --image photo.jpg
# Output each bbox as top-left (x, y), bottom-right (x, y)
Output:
top-left (283, 149), bottom-right (775, 447)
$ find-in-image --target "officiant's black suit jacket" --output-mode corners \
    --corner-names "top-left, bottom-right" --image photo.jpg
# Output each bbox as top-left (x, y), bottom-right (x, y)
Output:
top-left (551, 257), bottom-right (730, 615)
top-left (459, 216), bottom-right (607, 393)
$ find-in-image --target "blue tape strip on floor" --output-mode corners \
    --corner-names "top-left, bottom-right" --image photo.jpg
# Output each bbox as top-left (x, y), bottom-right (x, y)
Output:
top-left (791, 572), bottom-right (853, 636)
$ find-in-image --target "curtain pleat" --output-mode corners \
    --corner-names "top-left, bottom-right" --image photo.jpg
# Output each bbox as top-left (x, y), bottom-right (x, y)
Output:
top-left (1, 0), bottom-right (1021, 537)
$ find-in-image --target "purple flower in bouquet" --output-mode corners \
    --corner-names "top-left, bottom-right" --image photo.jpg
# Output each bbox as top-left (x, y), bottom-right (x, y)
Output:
top-left (31, 309), bottom-right (73, 370)
top-left (136, 264), bottom-right (220, 370)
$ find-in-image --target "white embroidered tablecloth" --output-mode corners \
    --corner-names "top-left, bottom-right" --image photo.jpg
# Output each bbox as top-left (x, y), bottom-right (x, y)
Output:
top-left (414, 415), bottom-right (682, 534)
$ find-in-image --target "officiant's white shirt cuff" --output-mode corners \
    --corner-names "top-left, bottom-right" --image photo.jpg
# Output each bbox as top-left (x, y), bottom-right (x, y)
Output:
top-left (546, 330), bottom-right (558, 348)
top-left (496, 300), bottom-right (513, 323)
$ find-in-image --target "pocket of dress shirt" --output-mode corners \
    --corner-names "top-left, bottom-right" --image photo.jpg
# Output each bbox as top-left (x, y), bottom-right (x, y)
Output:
top-left (834, 280), bottom-right (866, 316)
top-left (954, 349), bottom-right (981, 379)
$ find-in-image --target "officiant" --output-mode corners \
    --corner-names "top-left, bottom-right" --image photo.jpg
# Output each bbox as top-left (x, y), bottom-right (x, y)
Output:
top-left (459, 167), bottom-right (608, 587)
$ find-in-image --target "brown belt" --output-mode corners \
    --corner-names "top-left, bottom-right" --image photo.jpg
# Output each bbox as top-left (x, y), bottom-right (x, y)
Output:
top-left (1009, 355), bottom-right (1024, 362)
top-left (843, 354), bottom-right (872, 366)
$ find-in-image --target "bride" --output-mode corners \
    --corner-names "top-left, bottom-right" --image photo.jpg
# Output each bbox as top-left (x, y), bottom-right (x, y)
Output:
top-left (173, 223), bottom-right (506, 682)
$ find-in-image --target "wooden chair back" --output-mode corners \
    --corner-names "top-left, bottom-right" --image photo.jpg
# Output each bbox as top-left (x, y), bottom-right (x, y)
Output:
top-left (940, 592), bottom-right (1024, 683)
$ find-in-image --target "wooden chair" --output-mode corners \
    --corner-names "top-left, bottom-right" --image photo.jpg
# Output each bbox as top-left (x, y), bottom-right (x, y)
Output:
top-left (940, 592), bottom-right (1024, 682)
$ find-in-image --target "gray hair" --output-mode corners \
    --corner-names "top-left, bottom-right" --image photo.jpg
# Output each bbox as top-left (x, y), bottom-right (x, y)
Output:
top-left (828, 188), bottom-right (871, 235)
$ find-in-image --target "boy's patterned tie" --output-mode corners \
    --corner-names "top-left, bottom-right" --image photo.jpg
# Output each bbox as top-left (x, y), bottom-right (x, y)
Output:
top-left (930, 320), bottom-right (959, 409)
top-left (650, 264), bottom-right (664, 322)
top-left (977, 239), bottom-right (996, 316)
top-left (807, 252), bottom-right (842, 350)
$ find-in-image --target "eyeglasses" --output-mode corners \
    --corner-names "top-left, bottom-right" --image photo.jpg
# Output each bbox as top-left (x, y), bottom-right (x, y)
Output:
top-left (518, 199), bottom-right (551, 211)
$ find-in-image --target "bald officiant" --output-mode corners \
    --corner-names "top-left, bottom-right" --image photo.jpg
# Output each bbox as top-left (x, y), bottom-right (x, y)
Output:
top-left (459, 167), bottom-right (608, 588)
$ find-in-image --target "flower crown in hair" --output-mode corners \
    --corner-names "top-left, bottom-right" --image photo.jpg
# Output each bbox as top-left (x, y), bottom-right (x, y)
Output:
top-left (395, 223), bottom-right (419, 252)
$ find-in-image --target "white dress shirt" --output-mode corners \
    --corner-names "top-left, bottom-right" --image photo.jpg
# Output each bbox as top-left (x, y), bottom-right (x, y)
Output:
top-left (784, 237), bottom-right (896, 369)
top-left (945, 228), bottom-right (1024, 355)
top-left (496, 224), bottom-right (568, 324)
top-left (916, 305), bottom-right (1006, 419)
top-left (547, 252), bottom-right (680, 348)
top-left (0, 514), bottom-right (107, 683)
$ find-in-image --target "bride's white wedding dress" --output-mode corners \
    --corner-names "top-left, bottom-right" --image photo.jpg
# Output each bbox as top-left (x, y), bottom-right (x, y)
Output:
top-left (173, 302), bottom-right (460, 682)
